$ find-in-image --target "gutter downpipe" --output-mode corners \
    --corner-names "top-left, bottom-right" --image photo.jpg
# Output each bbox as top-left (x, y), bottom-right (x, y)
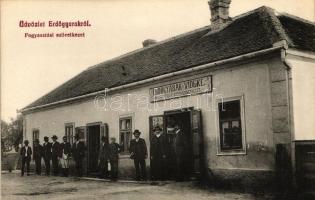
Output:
top-left (20, 45), bottom-right (284, 113)
top-left (281, 46), bottom-right (297, 189)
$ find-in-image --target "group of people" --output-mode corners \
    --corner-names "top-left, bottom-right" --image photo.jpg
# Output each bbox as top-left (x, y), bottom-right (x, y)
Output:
top-left (20, 134), bottom-right (85, 177)
top-left (98, 129), bottom-right (148, 181)
top-left (20, 124), bottom-right (187, 182)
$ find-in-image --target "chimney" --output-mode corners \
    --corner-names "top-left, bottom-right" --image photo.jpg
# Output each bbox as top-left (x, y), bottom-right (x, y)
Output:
top-left (142, 39), bottom-right (157, 47)
top-left (208, 0), bottom-right (231, 30)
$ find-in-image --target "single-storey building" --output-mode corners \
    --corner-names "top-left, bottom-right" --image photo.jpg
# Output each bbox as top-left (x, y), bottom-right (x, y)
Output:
top-left (21, 0), bottom-right (315, 189)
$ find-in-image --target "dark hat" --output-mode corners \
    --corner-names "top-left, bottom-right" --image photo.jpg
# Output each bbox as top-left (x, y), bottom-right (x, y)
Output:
top-left (153, 125), bottom-right (162, 131)
top-left (34, 139), bottom-right (40, 143)
top-left (63, 136), bottom-right (67, 139)
top-left (74, 133), bottom-right (80, 139)
top-left (133, 129), bottom-right (141, 135)
top-left (51, 135), bottom-right (58, 139)
top-left (44, 136), bottom-right (49, 140)
top-left (24, 140), bottom-right (29, 144)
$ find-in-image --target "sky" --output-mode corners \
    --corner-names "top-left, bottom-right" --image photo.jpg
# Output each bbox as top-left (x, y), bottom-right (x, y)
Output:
top-left (1, 0), bottom-right (314, 122)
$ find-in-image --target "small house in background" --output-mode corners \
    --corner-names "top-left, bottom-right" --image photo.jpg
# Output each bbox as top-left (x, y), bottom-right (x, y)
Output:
top-left (21, 0), bottom-right (315, 190)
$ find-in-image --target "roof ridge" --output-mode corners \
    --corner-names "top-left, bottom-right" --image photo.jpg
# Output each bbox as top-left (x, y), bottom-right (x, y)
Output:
top-left (259, 6), bottom-right (294, 47)
top-left (87, 6), bottom-right (282, 71)
top-left (277, 12), bottom-right (315, 25)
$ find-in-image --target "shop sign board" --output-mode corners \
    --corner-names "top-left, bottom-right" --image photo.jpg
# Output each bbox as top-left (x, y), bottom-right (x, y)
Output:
top-left (149, 76), bottom-right (212, 102)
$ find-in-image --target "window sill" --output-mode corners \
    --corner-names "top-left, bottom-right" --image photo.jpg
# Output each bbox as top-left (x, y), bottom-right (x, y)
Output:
top-left (216, 150), bottom-right (246, 156)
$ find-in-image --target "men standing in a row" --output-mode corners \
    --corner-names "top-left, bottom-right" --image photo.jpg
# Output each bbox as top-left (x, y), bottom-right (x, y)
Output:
top-left (20, 140), bottom-right (32, 176)
top-left (130, 130), bottom-right (147, 181)
top-left (51, 135), bottom-right (60, 176)
top-left (150, 126), bottom-right (167, 181)
top-left (33, 139), bottom-right (42, 175)
top-left (60, 136), bottom-right (71, 177)
top-left (42, 136), bottom-right (52, 175)
top-left (98, 136), bottom-right (109, 179)
top-left (72, 134), bottom-right (86, 177)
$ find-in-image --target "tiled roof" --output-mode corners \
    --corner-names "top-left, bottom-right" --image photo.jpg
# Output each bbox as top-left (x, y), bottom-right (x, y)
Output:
top-left (23, 6), bottom-right (315, 110)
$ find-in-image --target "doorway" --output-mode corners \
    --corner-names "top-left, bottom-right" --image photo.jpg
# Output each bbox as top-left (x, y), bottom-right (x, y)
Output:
top-left (87, 124), bottom-right (101, 174)
top-left (149, 108), bottom-right (203, 180)
top-left (164, 110), bottom-right (193, 179)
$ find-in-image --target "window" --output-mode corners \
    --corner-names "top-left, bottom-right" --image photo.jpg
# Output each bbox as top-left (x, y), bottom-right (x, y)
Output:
top-left (119, 117), bottom-right (132, 153)
top-left (218, 99), bottom-right (244, 152)
top-left (32, 129), bottom-right (39, 143)
top-left (65, 123), bottom-right (74, 145)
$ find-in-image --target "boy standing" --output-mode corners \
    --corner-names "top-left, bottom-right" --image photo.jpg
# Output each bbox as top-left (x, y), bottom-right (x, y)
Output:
top-left (108, 137), bottom-right (120, 181)
top-left (60, 136), bottom-right (71, 177)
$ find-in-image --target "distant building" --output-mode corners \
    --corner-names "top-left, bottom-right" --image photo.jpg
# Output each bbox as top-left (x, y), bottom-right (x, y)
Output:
top-left (21, 0), bottom-right (315, 188)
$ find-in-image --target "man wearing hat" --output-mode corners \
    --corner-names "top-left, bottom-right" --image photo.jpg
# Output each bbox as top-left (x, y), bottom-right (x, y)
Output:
top-left (150, 125), bottom-right (167, 181)
top-left (129, 130), bottom-right (148, 181)
top-left (72, 133), bottom-right (86, 177)
top-left (33, 139), bottom-right (43, 175)
top-left (51, 135), bottom-right (60, 176)
top-left (60, 136), bottom-right (71, 177)
top-left (42, 136), bottom-right (52, 175)
top-left (20, 140), bottom-right (32, 176)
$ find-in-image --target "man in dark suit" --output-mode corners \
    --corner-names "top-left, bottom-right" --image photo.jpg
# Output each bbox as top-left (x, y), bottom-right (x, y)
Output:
top-left (20, 140), bottom-right (32, 176)
top-left (150, 125), bottom-right (167, 181)
top-left (72, 133), bottom-right (86, 177)
top-left (98, 136), bottom-right (109, 179)
top-left (129, 130), bottom-right (147, 181)
top-left (33, 139), bottom-right (42, 175)
top-left (108, 137), bottom-right (121, 181)
top-left (59, 136), bottom-right (71, 177)
top-left (51, 135), bottom-right (60, 176)
top-left (42, 136), bottom-right (52, 176)
top-left (174, 124), bottom-right (187, 181)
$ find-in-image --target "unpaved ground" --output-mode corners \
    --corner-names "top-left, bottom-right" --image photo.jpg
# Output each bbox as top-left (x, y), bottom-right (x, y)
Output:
top-left (1, 173), bottom-right (273, 200)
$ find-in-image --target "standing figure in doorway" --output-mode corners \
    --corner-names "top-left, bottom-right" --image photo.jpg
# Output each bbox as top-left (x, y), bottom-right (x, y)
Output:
top-left (174, 124), bottom-right (187, 181)
top-left (60, 136), bottom-right (71, 177)
top-left (72, 133), bottom-right (86, 177)
top-left (129, 130), bottom-right (148, 181)
top-left (51, 135), bottom-right (60, 176)
top-left (20, 140), bottom-right (32, 176)
top-left (108, 137), bottom-right (121, 181)
top-left (98, 136), bottom-right (109, 179)
top-left (42, 136), bottom-right (52, 176)
top-left (150, 125), bottom-right (167, 181)
top-left (33, 139), bottom-right (43, 175)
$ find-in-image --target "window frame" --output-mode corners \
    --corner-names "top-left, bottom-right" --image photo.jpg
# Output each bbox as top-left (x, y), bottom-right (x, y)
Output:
top-left (216, 95), bottom-right (247, 156)
top-left (119, 116), bottom-right (133, 154)
top-left (32, 128), bottom-right (40, 143)
top-left (65, 123), bottom-right (75, 145)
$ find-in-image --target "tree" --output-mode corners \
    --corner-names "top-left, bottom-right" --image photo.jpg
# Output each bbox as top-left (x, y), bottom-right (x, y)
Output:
top-left (1, 120), bottom-right (10, 154)
top-left (1, 115), bottom-right (23, 153)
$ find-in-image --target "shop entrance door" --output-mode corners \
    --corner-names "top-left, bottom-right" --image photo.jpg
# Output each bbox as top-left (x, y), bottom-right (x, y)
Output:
top-left (87, 124), bottom-right (101, 174)
top-left (149, 108), bottom-right (203, 180)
